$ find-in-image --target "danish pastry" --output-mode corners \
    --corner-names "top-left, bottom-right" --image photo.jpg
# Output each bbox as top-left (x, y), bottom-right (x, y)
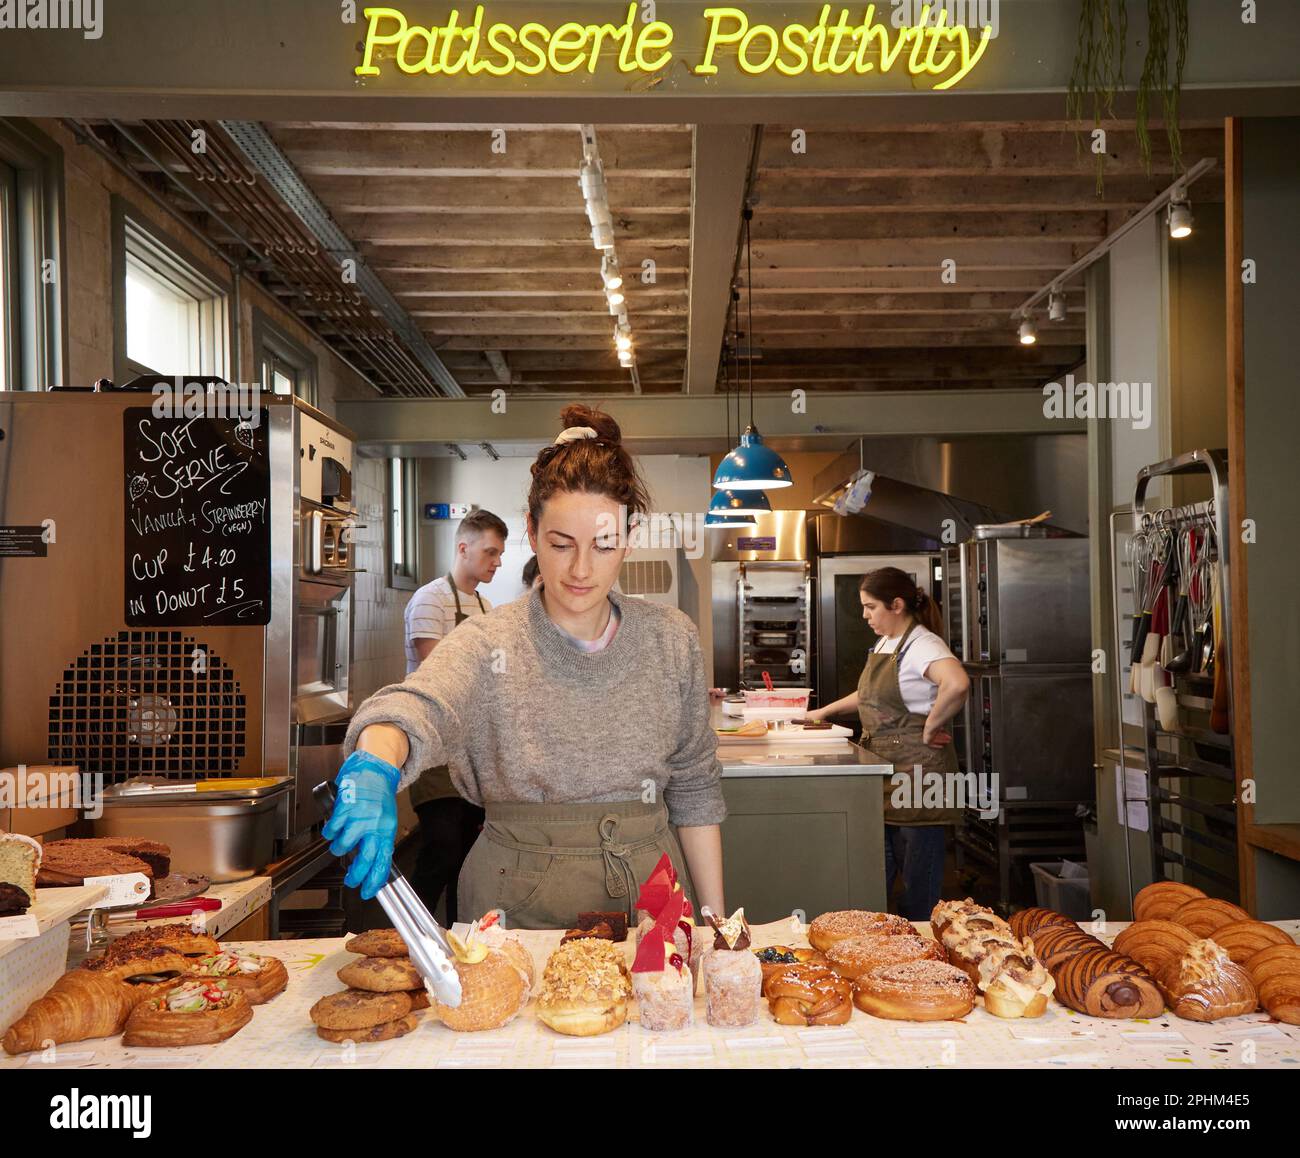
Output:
top-left (852, 960), bottom-right (976, 1021)
top-left (122, 979), bottom-right (253, 1047)
top-left (765, 963), bottom-right (853, 1026)
top-left (104, 925), bottom-right (219, 960)
top-left (930, 898), bottom-right (990, 941)
top-left (977, 947), bottom-right (1056, 1019)
top-left (83, 947), bottom-right (193, 1007)
top-left (189, 950), bottom-right (288, 1005)
top-left (824, 934), bottom-right (945, 984)
top-left (754, 945), bottom-right (829, 988)
top-left (808, 910), bottom-right (915, 953)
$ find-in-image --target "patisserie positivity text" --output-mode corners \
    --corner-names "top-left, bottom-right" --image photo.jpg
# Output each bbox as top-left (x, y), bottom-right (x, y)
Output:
top-left (356, 4), bottom-right (994, 90)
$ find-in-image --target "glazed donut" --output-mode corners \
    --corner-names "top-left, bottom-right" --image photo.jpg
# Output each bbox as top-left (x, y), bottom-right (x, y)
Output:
top-left (808, 910), bottom-right (914, 954)
top-left (765, 964), bottom-right (853, 1026)
top-left (853, 960), bottom-right (976, 1021)
top-left (825, 934), bottom-right (946, 984)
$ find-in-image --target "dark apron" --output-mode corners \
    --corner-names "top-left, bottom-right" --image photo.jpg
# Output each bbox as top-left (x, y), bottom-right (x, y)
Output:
top-left (409, 574), bottom-right (487, 809)
top-left (858, 621), bottom-right (962, 827)
top-left (457, 799), bottom-right (698, 931)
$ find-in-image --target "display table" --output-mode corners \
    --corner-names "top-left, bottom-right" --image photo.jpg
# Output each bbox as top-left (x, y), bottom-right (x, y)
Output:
top-left (5, 919), bottom-right (1297, 1070)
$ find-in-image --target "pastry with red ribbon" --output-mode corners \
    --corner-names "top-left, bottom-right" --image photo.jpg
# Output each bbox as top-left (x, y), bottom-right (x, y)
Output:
top-left (631, 879), bottom-right (695, 1031)
top-left (634, 853), bottom-right (702, 990)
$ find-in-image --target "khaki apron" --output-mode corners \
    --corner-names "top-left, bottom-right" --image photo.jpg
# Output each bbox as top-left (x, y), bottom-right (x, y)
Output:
top-left (409, 575), bottom-right (487, 809)
top-left (457, 799), bottom-right (698, 931)
top-left (858, 621), bottom-right (963, 828)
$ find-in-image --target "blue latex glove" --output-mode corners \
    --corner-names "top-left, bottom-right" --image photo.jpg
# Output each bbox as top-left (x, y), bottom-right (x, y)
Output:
top-left (322, 750), bottom-right (401, 900)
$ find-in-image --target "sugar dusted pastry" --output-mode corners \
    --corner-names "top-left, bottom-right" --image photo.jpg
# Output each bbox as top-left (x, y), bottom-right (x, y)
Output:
top-left (536, 938), bottom-right (631, 1037)
top-left (702, 908), bottom-right (762, 1028)
top-left (808, 910), bottom-right (914, 953)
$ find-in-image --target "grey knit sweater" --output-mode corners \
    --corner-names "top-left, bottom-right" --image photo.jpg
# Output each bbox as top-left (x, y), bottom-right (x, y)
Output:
top-left (343, 587), bottom-right (727, 828)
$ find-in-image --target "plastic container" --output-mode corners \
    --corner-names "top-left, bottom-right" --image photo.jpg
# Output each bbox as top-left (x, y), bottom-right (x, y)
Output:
top-left (741, 688), bottom-right (811, 713)
top-left (1029, 859), bottom-right (1091, 920)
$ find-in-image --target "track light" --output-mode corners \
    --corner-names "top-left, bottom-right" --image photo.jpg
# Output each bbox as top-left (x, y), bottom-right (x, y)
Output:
top-left (614, 324), bottom-right (632, 352)
top-left (1167, 193), bottom-right (1193, 239)
top-left (1018, 315), bottom-right (1037, 345)
top-left (618, 350), bottom-right (634, 367)
top-left (590, 220), bottom-right (613, 250)
top-left (579, 162), bottom-right (605, 203)
top-left (601, 254), bottom-right (622, 291)
top-left (1048, 288), bottom-right (1066, 323)
top-left (606, 289), bottom-right (625, 308)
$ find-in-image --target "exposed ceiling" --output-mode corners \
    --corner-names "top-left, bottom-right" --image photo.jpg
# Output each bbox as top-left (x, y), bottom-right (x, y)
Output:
top-left (75, 116), bottom-right (1225, 400)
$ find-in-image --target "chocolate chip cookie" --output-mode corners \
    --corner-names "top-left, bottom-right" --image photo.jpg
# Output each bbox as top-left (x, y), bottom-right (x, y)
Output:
top-left (309, 988), bottom-right (413, 1030)
top-left (316, 1012), bottom-right (420, 1044)
top-left (337, 955), bottom-right (423, 992)
top-left (343, 929), bottom-right (410, 959)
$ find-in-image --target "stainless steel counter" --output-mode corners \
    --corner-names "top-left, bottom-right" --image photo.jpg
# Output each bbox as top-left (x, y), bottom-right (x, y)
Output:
top-left (710, 702), bottom-right (893, 779)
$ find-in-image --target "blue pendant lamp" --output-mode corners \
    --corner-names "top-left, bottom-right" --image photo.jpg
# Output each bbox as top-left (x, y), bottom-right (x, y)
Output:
top-left (713, 206), bottom-right (793, 493)
top-left (707, 295), bottom-right (758, 529)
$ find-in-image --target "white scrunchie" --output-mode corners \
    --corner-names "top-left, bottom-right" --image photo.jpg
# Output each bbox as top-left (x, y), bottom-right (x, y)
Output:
top-left (554, 426), bottom-right (599, 445)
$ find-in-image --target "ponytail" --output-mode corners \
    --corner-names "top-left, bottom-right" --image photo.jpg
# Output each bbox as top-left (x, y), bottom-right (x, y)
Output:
top-left (860, 566), bottom-right (944, 638)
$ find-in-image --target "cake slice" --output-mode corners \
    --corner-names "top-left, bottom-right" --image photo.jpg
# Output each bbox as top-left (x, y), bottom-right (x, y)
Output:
top-left (36, 840), bottom-right (155, 891)
top-left (0, 832), bottom-right (41, 916)
top-left (79, 837), bottom-right (171, 879)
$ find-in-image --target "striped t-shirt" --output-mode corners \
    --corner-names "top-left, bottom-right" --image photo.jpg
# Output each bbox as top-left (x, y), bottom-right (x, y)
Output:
top-left (404, 576), bottom-right (491, 674)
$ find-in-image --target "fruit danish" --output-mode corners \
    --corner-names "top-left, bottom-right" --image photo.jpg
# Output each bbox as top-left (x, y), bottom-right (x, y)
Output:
top-left (122, 979), bottom-right (253, 1047)
top-left (189, 949), bottom-right (288, 1005)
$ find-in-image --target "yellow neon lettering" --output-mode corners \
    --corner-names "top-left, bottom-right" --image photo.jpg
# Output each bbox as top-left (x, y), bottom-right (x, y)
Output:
top-left (352, 4), bottom-right (988, 90)
top-left (635, 22), bottom-right (674, 72)
top-left (515, 22), bottom-right (548, 75)
top-left (481, 22), bottom-right (517, 76)
top-left (933, 23), bottom-right (992, 90)
top-left (548, 22), bottom-right (588, 74)
top-left (697, 7), bottom-right (747, 76)
top-left (356, 7), bottom-right (406, 76)
top-left (777, 24), bottom-right (810, 76)
top-left (739, 25), bottom-right (779, 74)
top-left (398, 26), bottom-right (436, 74)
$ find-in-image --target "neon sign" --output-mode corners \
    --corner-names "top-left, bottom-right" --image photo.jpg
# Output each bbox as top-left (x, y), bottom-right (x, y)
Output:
top-left (355, 4), bottom-right (993, 90)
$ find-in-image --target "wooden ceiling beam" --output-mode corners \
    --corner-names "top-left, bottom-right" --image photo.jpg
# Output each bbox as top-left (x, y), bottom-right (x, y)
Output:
top-left (304, 174), bottom-right (690, 212)
top-left (341, 213), bottom-right (689, 247)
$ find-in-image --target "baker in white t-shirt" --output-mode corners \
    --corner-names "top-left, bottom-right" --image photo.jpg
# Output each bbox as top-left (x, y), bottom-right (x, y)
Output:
top-left (808, 566), bottom-right (971, 921)
top-left (402, 508), bottom-right (507, 924)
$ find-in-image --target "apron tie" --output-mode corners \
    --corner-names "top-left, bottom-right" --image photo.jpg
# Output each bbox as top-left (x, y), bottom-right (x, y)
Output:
top-left (598, 814), bottom-right (636, 906)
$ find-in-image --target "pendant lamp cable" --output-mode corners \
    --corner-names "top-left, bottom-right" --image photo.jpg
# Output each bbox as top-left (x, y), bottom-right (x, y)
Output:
top-left (744, 205), bottom-right (755, 428)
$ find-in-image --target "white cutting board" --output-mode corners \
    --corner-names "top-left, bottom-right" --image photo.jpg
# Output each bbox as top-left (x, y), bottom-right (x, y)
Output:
top-left (0, 885), bottom-right (107, 960)
top-left (714, 723), bottom-right (853, 745)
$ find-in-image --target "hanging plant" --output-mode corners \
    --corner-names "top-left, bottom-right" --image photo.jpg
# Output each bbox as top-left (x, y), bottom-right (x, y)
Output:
top-left (1068, 0), bottom-right (1189, 192)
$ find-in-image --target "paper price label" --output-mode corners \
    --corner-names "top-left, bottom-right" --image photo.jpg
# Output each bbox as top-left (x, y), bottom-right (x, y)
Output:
top-left (85, 872), bottom-right (151, 908)
top-left (0, 913), bottom-right (40, 940)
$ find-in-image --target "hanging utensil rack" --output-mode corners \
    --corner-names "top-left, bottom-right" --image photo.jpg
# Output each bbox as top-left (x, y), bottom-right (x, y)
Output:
top-left (1113, 449), bottom-right (1238, 906)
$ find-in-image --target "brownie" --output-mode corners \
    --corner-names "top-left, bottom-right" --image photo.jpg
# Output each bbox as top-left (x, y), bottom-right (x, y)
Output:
top-left (0, 881), bottom-right (31, 918)
top-left (36, 841), bottom-right (156, 890)
top-left (576, 910), bottom-right (628, 943)
top-left (81, 837), bottom-right (171, 879)
top-left (562, 922), bottom-right (615, 944)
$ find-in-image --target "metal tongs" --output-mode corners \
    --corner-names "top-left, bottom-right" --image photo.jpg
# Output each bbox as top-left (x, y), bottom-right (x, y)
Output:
top-left (314, 781), bottom-right (463, 1007)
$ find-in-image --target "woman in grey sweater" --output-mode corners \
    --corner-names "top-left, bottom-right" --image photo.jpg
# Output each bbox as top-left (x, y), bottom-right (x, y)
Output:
top-left (322, 404), bottom-right (726, 928)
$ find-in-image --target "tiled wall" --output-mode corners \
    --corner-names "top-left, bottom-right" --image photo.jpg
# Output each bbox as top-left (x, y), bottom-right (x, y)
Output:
top-left (350, 457), bottom-right (412, 704)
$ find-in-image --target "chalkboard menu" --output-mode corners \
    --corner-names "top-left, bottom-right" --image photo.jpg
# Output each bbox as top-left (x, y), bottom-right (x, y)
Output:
top-left (123, 407), bottom-right (271, 626)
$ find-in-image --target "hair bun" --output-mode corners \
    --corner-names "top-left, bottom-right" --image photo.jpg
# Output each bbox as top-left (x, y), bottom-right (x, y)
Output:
top-left (559, 403), bottom-right (620, 445)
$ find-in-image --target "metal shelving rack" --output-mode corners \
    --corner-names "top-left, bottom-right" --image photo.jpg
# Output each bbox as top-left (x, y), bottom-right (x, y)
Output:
top-left (1115, 449), bottom-right (1238, 902)
top-left (736, 561), bottom-right (812, 689)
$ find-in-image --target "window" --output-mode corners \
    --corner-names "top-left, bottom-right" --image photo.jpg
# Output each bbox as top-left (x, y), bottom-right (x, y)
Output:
top-left (387, 457), bottom-right (419, 590)
top-left (253, 309), bottom-right (317, 405)
top-left (0, 122), bottom-right (64, 390)
top-left (113, 198), bottom-right (228, 382)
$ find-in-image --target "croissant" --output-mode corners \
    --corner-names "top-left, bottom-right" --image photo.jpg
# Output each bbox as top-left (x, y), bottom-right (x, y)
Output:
top-left (1244, 943), bottom-right (1300, 1025)
top-left (1112, 920), bottom-right (1198, 975)
top-left (1210, 920), bottom-right (1294, 965)
top-left (2, 968), bottom-right (134, 1055)
top-left (1158, 939), bottom-right (1257, 1021)
top-left (1169, 896), bottom-right (1250, 938)
top-left (765, 963), bottom-right (853, 1026)
top-left (1053, 947), bottom-right (1164, 1019)
top-left (1132, 881), bottom-right (1206, 923)
top-left (1009, 907), bottom-right (1076, 943)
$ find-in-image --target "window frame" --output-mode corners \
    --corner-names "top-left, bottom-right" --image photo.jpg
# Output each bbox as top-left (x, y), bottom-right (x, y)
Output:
top-left (111, 195), bottom-right (230, 384)
top-left (251, 307), bottom-right (318, 405)
top-left (386, 456), bottom-right (419, 592)
top-left (0, 121), bottom-right (66, 390)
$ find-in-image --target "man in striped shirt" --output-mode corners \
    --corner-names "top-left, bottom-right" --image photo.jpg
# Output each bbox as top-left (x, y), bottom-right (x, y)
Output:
top-left (402, 508), bottom-right (507, 920)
